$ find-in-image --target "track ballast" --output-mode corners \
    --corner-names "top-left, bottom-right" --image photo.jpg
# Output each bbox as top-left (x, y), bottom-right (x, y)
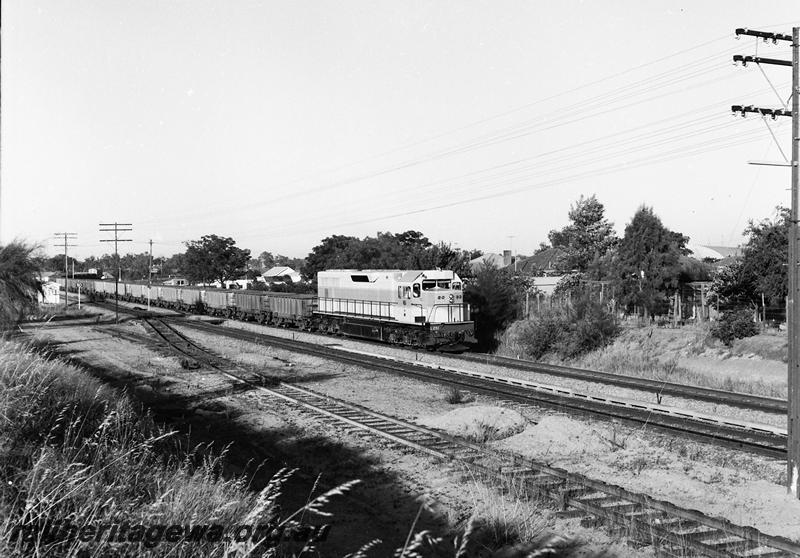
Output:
top-left (133, 317), bottom-right (800, 558)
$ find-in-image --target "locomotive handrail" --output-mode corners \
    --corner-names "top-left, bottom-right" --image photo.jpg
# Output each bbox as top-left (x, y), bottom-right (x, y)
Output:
top-left (317, 296), bottom-right (394, 319)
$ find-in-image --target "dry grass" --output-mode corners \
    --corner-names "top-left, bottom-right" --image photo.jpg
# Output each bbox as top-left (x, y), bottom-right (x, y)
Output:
top-left (571, 341), bottom-right (786, 398)
top-left (499, 321), bottom-right (787, 398)
top-left (444, 387), bottom-right (474, 405)
top-left (0, 337), bottom-right (356, 558)
top-left (400, 475), bottom-right (625, 558)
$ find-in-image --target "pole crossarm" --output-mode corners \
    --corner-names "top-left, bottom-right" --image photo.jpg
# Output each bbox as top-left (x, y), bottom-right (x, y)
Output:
top-left (735, 28), bottom-right (793, 43)
top-left (733, 54), bottom-right (792, 67)
top-left (53, 233), bottom-right (77, 311)
top-left (731, 105), bottom-right (793, 118)
top-left (99, 222), bottom-right (133, 323)
top-left (732, 25), bottom-right (799, 499)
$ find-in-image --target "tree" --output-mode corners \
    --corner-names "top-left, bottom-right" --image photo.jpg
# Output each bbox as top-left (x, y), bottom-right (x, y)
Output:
top-left (182, 235), bottom-right (251, 287)
top-left (119, 252), bottom-right (151, 281)
top-left (0, 241), bottom-right (43, 327)
top-left (739, 207), bottom-right (790, 306)
top-left (303, 231), bottom-right (477, 281)
top-left (612, 206), bottom-right (688, 318)
top-left (34, 254), bottom-right (80, 273)
top-left (161, 253), bottom-right (186, 278)
top-left (464, 264), bottom-right (525, 351)
top-left (548, 195), bottom-right (618, 277)
top-left (257, 251), bottom-right (276, 271)
top-left (303, 235), bottom-right (360, 280)
top-left (416, 242), bottom-right (473, 278)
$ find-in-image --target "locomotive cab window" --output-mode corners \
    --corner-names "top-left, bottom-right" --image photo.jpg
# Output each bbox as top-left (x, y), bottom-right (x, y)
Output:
top-left (452, 282), bottom-right (461, 290)
top-left (397, 286), bottom-right (403, 298)
top-left (436, 280), bottom-right (451, 289)
top-left (412, 284), bottom-right (421, 298)
top-left (422, 280), bottom-right (437, 291)
top-left (404, 286), bottom-right (412, 299)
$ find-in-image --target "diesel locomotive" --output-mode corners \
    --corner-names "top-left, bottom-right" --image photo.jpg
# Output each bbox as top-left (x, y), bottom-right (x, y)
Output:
top-left (58, 269), bottom-right (475, 349)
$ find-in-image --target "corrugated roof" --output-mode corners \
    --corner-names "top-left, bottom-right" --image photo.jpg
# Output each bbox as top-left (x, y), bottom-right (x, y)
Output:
top-left (263, 266), bottom-right (297, 277)
top-left (514, 248), bottom-right (568, 273)
top-left (469, 253), bottom-right (505, 270)
top-left (687, 244), bottom-right (741, 261)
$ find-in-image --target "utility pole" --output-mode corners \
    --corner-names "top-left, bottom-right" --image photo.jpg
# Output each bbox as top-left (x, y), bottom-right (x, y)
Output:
top-left (148, 239), bottom-right (153, 312)
top-left (53, 232), bottom-right (77, 310)
top-left (507, 235), bottom-right (516, 271)
top-left (732, 26), bottom-right (799, 498)
top-left (99, 223), bottom-right (132, 323)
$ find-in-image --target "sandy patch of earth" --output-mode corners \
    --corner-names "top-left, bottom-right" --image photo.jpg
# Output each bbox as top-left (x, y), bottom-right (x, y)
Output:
top-left (494, 416), bottom-right (800, 541)
top-left (417, 405), bottom-right (527, 442)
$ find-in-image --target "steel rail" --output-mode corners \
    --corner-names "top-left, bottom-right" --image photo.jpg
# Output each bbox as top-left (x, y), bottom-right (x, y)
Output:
top-left (456, 352), bottom-right (787, 414)
top-left (90, 295), bottom-right (786, 414)
top-left (136, 318), bottom-right (800, 558)
top-left (171, 319), bottom-right (788, 459)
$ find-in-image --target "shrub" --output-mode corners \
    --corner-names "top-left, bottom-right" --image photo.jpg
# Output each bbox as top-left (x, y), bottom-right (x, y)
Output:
top-left (711, 309), bottom-right (759, 346)
top-left (444, 386), bottom-right (474, 404)
top-left (518, 296), bottom-right (619, 360)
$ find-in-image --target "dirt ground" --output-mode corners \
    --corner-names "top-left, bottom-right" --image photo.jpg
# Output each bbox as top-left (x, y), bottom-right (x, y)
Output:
top-left (20, 312), bottom-right (637, 557)
top-left (166, 321), bottom-right (799, 542)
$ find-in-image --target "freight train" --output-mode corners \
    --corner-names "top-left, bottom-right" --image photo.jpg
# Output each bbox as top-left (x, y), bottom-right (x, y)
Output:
top-left (57, 269), bottom-right (475, 349)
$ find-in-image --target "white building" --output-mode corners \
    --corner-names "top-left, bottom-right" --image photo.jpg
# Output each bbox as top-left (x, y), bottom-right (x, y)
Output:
top-left (263, 266), bottom-right (302, 283)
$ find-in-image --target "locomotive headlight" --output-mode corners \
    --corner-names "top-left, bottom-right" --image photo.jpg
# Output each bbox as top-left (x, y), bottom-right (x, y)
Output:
top-left (449, 294), bottom-right (454, 303)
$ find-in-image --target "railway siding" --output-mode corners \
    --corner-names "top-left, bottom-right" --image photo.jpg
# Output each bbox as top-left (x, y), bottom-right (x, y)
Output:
top-left (171, 318), bottom-right (788, 459)
top-left (138, 317), bottom-right (800, 558)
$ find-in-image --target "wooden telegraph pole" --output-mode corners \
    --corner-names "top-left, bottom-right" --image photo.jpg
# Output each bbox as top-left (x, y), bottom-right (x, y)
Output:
top-left (148, 239), bottom-right (153, 312)
top-left (53, 232), bottom-right (77, 310)
top-left (99, 223), bottom-right (133, 323)
top-left (732, 26), bottom-right (799, 498)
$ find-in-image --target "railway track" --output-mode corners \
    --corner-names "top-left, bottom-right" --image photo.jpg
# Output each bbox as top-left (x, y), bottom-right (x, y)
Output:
top-left (136, 317), bottom-right (800, 558)
top-left (456, 352), bottom-right (787, 414)
top-left (168, 318), bottom-right (788, 459)
top-left (88, 295), bottom-right (785, 415)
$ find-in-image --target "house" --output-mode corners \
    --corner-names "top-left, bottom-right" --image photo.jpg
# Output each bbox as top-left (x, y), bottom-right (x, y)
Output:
top-left (687, 244), bottom-right (741, 267)
top-left (38, 282), bottom-right (61, 305)
top-left (262, 266), bottom-right (302, 284)
top-left (511, 247), bottom-right (569, 276)
top-left (469, 251), bottom-right (515, 274)
top-left (162, 277), bottom-right (188, 286)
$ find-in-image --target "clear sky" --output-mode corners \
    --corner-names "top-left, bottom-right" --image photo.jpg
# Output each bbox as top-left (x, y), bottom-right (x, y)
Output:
top-left (1, 1), bottom-right (798, 260)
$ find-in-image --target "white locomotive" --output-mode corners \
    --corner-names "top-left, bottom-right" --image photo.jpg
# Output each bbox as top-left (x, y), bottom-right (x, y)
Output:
top-left (316, 269), bottom-right (473, 347)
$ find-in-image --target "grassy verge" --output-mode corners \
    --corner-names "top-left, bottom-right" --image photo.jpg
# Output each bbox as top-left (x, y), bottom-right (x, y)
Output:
top-left (0, 337), bottom-right (351, 557)
top-left (568, 337), bottom-right (787, 399)
top-left (499, 321), bottom-right (787, 398)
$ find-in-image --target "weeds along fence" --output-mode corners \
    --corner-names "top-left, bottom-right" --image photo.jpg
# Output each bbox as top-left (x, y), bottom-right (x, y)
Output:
top-left (516, 279), bottom-right (784, 329)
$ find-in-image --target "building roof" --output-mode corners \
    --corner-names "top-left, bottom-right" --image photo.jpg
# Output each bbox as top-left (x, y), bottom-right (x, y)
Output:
top-left (513, 247), bottom-right (568, 274)
top-left (469, 253), bottom-right (504, 268)
top-left (263, 266), bottom-right (297, 277)
top-left (687, 244), bottom-right (741, 261)
top-left (263, 266), bottom-right (302, 282)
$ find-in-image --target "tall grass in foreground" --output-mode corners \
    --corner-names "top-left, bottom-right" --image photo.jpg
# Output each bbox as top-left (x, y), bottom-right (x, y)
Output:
top-left (0, 338), bottom-right (355, 557)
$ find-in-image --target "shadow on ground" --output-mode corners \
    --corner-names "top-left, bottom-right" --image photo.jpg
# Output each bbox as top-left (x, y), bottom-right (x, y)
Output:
top-left (41, 340), bottom-right (458, 557)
